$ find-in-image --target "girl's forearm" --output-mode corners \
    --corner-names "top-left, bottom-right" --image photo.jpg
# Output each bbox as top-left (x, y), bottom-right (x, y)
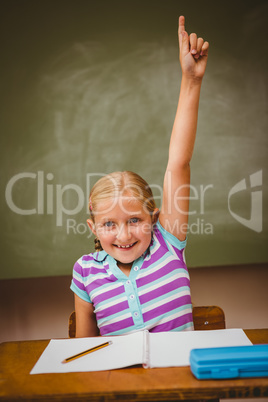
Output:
top-left (168, 76), bottom-right (203, 171)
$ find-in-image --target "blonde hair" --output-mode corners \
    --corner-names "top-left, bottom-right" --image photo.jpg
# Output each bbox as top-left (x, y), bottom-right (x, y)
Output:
top-left (89, 171), bottom-right (157, 251)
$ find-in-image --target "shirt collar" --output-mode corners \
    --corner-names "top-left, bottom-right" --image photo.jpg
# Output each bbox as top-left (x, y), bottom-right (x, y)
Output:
top-left (91, 250), bottom-right (109, 262)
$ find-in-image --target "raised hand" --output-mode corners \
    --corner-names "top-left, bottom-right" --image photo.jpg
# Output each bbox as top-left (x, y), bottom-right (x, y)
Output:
top-left (178, 16), bottom-right (209, 81)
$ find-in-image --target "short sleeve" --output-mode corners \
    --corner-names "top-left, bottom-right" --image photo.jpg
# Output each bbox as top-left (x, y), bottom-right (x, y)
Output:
top-left (70, 258), bottom-right (92, 303)
top-left (156, 221), bottom-right (187, 251)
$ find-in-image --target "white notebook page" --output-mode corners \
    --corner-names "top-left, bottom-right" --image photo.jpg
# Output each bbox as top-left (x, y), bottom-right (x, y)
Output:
top-left (31, 330), bottom-right (145, 374)
top-left (148, 328), bottom-right (252, 368)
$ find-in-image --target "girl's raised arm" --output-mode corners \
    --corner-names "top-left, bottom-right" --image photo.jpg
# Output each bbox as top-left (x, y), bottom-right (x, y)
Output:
top-left (159, 16), bottom-right (209, 241)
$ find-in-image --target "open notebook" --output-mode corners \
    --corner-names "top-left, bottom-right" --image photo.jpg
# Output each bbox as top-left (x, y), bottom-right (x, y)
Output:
top-left (30, 328), bottom-right (252, 374)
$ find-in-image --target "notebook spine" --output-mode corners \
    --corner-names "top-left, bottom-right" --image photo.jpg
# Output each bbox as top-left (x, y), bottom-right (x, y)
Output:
top-left (142, 330), bottom-right (150, 368)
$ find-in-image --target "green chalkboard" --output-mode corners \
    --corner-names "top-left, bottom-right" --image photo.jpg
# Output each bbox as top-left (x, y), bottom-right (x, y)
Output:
top-left (1, 0), bottom-right (267, 279)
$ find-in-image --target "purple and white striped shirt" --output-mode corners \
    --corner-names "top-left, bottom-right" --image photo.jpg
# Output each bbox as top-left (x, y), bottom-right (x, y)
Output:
top-left (71, 221), bottom-right (193, 335)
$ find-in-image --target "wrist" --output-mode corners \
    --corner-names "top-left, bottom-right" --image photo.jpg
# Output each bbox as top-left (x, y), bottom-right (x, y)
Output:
top-left (181, 75), bottom-right (203, 89)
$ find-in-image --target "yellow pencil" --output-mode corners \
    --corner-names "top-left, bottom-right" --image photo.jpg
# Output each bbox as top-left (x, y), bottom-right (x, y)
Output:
top-left (62, 340), bottom-right (112, 364)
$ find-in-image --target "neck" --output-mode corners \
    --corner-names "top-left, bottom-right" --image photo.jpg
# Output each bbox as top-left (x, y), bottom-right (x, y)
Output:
top-left (117, 261), bottom-right (133, 277)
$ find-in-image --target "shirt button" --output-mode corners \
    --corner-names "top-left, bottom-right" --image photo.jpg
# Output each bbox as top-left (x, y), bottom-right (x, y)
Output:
top-left (134, 312), bottom-right (139, 317)
top-left (130, 294), bottom-right (135, 300)
top-left (133, 266), bottom-right (139, 271)
top-left (126, 280), bottom-right (131, 285)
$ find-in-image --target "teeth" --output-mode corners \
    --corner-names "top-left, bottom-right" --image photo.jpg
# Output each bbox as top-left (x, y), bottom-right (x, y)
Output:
top-left (117, 243), bottom-right (134, 249)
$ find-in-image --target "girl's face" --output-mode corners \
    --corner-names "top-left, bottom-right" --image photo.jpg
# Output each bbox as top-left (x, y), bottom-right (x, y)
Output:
top-left (87, 196), bottom-right (159, 271)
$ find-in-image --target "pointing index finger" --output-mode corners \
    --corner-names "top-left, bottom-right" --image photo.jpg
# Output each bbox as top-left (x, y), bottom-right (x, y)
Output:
top-left (178, 15), bottom-right (185, 35)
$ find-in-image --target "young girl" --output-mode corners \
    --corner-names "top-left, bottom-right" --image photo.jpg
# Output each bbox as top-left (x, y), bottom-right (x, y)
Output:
top-left (71, 16), bottom-right (209, 337)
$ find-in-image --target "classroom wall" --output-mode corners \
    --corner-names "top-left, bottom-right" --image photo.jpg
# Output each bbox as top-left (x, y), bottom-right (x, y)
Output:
top-left (1, 0), bottom-right (268, 279)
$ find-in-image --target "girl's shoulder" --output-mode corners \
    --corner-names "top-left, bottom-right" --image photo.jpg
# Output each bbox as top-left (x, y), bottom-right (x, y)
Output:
top-left (153, 221), bottom-right (187, 252)
top-left (74, 250), bottom-right (109, 276)
top-left (79, 250), bottom-right (108, 264)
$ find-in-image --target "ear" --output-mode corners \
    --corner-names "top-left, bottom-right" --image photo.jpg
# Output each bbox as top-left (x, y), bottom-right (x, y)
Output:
top-left (87, 219), bottom-right (97, 236)
top-left (151, 208), bottom-right (160, 225)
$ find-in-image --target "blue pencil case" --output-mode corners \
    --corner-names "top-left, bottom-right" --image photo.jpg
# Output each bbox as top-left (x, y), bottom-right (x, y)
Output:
top-left (190, 344), bottom-right (268, 380)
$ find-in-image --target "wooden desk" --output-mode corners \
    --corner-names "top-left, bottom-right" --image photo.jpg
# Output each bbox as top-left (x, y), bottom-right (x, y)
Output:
top-left (0, 329), bottom-right (268, 402)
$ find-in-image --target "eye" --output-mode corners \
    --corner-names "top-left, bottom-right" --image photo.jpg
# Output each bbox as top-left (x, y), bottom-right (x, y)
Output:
top-left (103, 221), bottom-right (115, 228)
top-left (129, 217), bottom-right (140, 224)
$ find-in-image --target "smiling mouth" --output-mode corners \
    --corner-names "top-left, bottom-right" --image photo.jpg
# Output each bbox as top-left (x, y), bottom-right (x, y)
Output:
top-left (114, 242), bottom-right (137, 249)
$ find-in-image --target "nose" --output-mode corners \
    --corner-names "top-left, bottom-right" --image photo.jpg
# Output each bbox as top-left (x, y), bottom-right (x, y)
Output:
top-left (116, 224), bottom-right (131, 243)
